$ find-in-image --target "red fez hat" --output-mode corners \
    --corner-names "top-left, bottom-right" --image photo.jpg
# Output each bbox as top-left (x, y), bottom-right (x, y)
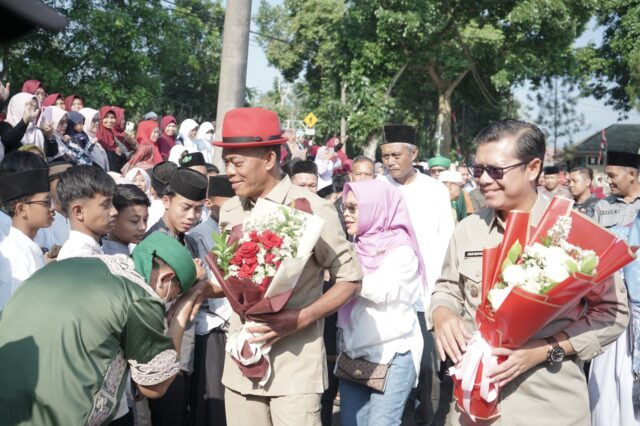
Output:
top-left (213, 107), bottom-right (286, 148)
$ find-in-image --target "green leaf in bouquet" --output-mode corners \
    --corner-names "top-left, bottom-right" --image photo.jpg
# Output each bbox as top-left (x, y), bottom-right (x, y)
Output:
top-left (580, 254), bottom-right (598, 276)
top-left (501, 241), bottom-right (522, 273)
top-left (566, 259), bottom-right (579, 274)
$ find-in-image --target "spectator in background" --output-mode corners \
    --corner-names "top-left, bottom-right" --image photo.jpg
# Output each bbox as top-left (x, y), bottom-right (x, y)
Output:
top-left (79, 107), bottom-right (109, 170)
top-left (42, 93), bottom-right (64, 109)
top-left (64, 94), bottom-right (83, 112)
top-left (439, 170), bottom-right (473, 223)
top-left (143, 111), bottom-right (159, 122)
top-left (180, 152), bottom-right (208, 176)
top-left (125, 168), bottom-right (151, 198)
top-left (290, 160), bottom-right (319, 193)
top-left (21, 80), bottom-right (45, 105)
top-left (1, 92), bottom-right (56, 157)
top-left (157, 115), bottom-right (178, 161)
top-left (280, 128), bottom-right (308, 163)
top-left (96, 106), bottom-right (129, 171)
top-left (315, 144), bottom-right (341, 191)
top-left (427, 155), bottom-right (451, 179)
top-left (177, 119), bottom-right (200, 153)
top-left (136, 119), bottom-right (163, 164)
top-left (568, 166), bottom-right (598, 217)
top-left (121, 144), bottom-right (156, 176)
top-left (194, 121), bottom-right (215, 164)
top-left (349, 156), bottom-right (376, 182)
top-left (539, 165), bottom-right (572, 199)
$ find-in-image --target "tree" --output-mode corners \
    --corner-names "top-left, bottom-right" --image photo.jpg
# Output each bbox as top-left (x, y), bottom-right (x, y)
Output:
top-left (577, 0), bottom-right (640, 114)
top-left (524, 77), bottom-right (587, 160)
top-left (1, 0), bottom-right (224, 121)
top-left (256, 0), bottom-right (595, 157)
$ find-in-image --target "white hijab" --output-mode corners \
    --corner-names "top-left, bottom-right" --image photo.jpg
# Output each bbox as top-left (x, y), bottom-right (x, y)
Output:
top-left (6, 92), bottom-right (45, 148)
top-left (168, 145), bottom-right (188, 165)
top-left (194, 121), bottom-right (215, 163)
top-left (78, 107), bottom-right (109, 171)
top-left (178, 119), bottom-right (199, 153)
top-left (124, 167), bottom-right (152, 197)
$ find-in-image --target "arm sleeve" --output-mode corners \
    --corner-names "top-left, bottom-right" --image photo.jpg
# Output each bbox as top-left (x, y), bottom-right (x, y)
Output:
top-left (313, 200), bottom-right (363, 284)
top-left (124, 296), bottom-right (180, 386)
top-left (564, 272), bottom-right (630, 361)
top-left (429, 233), bottom-right (465, 322)
top-left (0, 120), bottom-right (27, 153)
top-left (359, 246), bottom-right (420, 305)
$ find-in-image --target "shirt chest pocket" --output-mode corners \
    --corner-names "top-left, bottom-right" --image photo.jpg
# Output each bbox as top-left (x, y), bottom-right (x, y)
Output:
top-left (458, 258), bottom-right (482, 302)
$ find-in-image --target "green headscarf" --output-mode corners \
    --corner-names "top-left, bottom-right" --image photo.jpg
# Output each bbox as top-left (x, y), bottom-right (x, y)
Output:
top-left (132, 232), bottom-right (197, 291)
top-left (427, 155), bottom-right (452, 169)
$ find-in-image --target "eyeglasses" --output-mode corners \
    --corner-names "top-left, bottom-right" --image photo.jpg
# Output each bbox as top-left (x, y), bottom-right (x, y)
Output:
top-left (343, 203), bottom-right (358, 214)
top-left (22, 199), bottom-right (52, 208)
top-left (467, 161), bottom-right (528, 180)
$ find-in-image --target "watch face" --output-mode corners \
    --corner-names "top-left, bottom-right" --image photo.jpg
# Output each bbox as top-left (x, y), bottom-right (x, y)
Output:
top-left (550, 347), bottom-right (565, 363)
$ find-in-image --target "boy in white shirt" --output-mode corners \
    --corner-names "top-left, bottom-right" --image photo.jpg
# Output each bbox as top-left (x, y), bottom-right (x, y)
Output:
top-left (0, 152), bottom-right (53, 310)
top-left (56, 165), bottom-right (117, 260)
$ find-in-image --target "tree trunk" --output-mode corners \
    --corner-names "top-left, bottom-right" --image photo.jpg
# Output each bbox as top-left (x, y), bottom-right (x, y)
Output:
top-left (214, 0), bottom-right (252, 171)
top-left (363, 132), bottom-right (379, 159)
top-left (340, 82), bottom-right (347, 140)
top-left (426, 64), bottom-right (469, 156)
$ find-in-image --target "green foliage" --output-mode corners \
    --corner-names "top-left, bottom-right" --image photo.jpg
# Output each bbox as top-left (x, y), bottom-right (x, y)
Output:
top-left (577, 0), bottom-right (640, 113)
top-left (211, 231), bottom-right (237, 277)
top-left (1, 0), bottom-right (224, 122)
top-left (255, 0), bottom-right (596, 156)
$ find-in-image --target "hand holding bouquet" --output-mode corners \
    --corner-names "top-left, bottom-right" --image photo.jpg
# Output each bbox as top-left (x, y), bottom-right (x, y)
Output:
top-left (450, 197), bottom-right (637, 421)
top-left (206, 198), bottom-right (324, 386)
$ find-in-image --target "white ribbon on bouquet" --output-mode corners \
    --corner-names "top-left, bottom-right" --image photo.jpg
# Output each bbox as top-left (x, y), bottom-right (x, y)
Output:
top-left (448, 331), bottom-right (500, 421)
top-left (226, 320), bottom-right (273, 386)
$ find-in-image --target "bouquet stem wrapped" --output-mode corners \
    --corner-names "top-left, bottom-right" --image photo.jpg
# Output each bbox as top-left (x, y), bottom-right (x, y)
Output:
top-left (205, 198), bottom-right (325, 386)
top-left (450, 197), bottom-right (637, 421)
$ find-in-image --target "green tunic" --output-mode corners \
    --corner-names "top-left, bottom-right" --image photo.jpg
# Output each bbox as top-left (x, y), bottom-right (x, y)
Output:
top-left (0, 255), bottom-right (179, 426)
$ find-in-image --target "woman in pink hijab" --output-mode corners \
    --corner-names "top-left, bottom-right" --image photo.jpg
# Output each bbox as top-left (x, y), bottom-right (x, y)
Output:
top-left (338, 179), bottom-right (425, 426)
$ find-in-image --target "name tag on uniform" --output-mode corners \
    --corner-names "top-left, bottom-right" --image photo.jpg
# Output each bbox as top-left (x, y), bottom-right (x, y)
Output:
top-left (464, 250), bottom-right (483, 258)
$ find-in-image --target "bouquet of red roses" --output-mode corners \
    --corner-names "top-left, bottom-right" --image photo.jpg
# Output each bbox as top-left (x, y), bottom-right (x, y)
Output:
top-left (206, 198), bottom-right (325, 386)
top-left (449, 196), bottom-right (637, 421)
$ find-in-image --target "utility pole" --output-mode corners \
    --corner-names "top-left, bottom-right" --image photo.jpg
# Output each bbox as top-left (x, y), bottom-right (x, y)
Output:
top-left (213, 0), bottom-right (252, 171)
top-left (553, 77), bottom-right (558, 163)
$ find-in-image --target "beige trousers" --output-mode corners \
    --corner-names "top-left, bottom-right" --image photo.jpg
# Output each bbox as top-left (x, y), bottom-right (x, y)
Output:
top-left (225, 388), bottom-right (322, 426)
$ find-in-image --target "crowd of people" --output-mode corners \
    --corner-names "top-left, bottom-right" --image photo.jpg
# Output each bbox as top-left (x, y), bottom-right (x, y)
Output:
top-left (0, 77), bottom-right (638, 426)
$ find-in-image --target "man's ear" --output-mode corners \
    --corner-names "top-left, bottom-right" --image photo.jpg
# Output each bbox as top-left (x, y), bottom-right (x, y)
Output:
top-left (157, 269), bottom-right (175, 291)
top-left (162, 195), bottom-right (171, 211)
top-left (204, 198), bottom-right (214, 209)
top-left (527, 158), bottom-right (542, 183)
top-left (70, 201), bottom-right (84, 222)
top-left (411, 147), bottom-right (419, 162)
top-left (264, 150), bottom-right (278, 172)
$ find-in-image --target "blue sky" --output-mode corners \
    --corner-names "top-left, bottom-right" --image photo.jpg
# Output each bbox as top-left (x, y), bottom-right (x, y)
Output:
top-left (245, 5), bottom-right (640, 147)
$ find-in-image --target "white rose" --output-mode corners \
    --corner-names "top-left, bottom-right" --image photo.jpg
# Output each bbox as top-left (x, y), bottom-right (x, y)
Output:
top-left (502, 264), bottom-right (526, 286)
top-left (544, 261), bottom-right (570, 284)
top-left (489, 287), bottom-right (512, 311)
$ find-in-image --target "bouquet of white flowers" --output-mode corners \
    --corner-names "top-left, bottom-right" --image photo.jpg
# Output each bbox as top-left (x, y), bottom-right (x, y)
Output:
top-left (449, 196), bottom-right (637, 421)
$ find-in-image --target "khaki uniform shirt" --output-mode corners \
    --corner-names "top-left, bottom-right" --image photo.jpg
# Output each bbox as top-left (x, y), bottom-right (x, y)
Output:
top-left (594, 195), bottom-right (640, 228)
top-left (219, 176), bottom-right (362, 396)
top-left (430, 193), bottom-right (629, 425)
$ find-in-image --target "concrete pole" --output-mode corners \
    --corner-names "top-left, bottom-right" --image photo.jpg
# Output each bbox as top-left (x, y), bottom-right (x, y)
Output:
top-left (213, 0), bottom-right (252, 171)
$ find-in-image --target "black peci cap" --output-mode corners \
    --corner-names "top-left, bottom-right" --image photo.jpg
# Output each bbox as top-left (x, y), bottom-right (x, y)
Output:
top-left (169, 168), bottom-right (208, 201)
top-left (381, 125), bottom-right (416, 145)
top-left (0, 168), bottom-right (49, 203)
top-left (207, 175), bottom-right (235, 198)
top-left (607, 151), bottom-right (640, 169)
top-left (151, 161), bottom-right (178, 196)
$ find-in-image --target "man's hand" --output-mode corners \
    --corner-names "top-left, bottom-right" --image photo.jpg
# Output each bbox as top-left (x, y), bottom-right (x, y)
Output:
top-left (193, 258), bottom-right (206, 282)
top-left (432, 306), bottom-right (472, 363)
top-left (489, 339), bottom-right (548, 387)
top-left (170, 288), bottom-right (203, 330)
top-left (0, 81), bottom-right (10, 102)
top-left (248, 309), bottom-right (312, 347)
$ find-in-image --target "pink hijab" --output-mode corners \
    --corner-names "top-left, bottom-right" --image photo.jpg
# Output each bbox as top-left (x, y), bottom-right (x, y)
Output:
top-left (343, 180), bottom-right (426, 282)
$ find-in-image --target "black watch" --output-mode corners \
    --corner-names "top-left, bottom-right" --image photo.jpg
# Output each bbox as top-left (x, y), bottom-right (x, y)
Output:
top-left (545, 336), bottom-right (565, 364)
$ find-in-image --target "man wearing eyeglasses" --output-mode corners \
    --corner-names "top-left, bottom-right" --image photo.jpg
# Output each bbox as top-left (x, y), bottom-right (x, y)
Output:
top-left (380, 124), bottom-right (455, 425)
top-left (349, 155), bottom-right (376, 182)
top-left (430, 119), bottom-right (629, 425)
top-left (0, 154), bottom-right (53, 311)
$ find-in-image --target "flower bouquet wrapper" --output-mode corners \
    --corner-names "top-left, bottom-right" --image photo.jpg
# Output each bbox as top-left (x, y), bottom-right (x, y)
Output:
top-left (206, 197), bottom-right (325, 386)
top-left (450, 196), bottom-right (637, 421)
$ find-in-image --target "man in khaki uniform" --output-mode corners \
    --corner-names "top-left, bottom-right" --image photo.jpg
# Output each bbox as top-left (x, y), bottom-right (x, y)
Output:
top-left (211, 107), bottom-right (363, 426)
top-left (430, 119), bottom-right (629, 425)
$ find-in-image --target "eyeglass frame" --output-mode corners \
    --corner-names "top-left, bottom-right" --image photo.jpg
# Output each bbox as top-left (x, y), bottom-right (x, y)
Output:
top-left (467, 160), bottom-right (530, 180)
top-left (21, 199), bottom-right (53, 208)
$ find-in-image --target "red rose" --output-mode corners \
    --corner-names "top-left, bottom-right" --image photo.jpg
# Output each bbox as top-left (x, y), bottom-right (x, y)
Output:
top-left (237, 241), bottom-right (260, 259)
top-left (238, 262), bottom-right (257, 279)
top-left (260, 231), bottom-right (283, 251)
top-left (265, 252), bottom-right (276, 264)
top-left (230, 253), bottom-right (243, 265)
top-left (249, 230), bottom-right (260, 243)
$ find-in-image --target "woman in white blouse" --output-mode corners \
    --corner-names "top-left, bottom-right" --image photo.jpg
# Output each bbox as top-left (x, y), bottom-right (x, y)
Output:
top-left (338, 180), bottom-right (425, 426)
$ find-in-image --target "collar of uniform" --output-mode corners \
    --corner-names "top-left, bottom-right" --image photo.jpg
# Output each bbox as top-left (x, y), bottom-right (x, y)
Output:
top-left (608, 194), bottom-right (640, 204)
top-left (240, 175), bottom-right (290, 209)
top-left (488, 192), bottom-right (548, 232)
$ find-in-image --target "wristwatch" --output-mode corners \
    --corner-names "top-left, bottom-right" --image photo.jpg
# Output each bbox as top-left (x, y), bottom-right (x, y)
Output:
top-left (545, 336), bottom-right (565, 364)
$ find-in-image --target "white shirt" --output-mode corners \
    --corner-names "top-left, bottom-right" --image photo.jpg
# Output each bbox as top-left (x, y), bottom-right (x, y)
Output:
top-left (57, 230), bottom-right (103, 260)
top-left (0, 211), bottom-right (10, 241)
top-left (147, 198), bottom-right (165, 231)
top-left (341, 246), bottom-right (423, 385)
top-left (0, 227), bottom-right (45, 310)
top-left (387, 171), bottom-right (455, 312)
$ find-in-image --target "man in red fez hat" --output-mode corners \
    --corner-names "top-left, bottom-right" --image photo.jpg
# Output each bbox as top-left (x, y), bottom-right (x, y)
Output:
top-left (193, 107), bottom-right (363, 426)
